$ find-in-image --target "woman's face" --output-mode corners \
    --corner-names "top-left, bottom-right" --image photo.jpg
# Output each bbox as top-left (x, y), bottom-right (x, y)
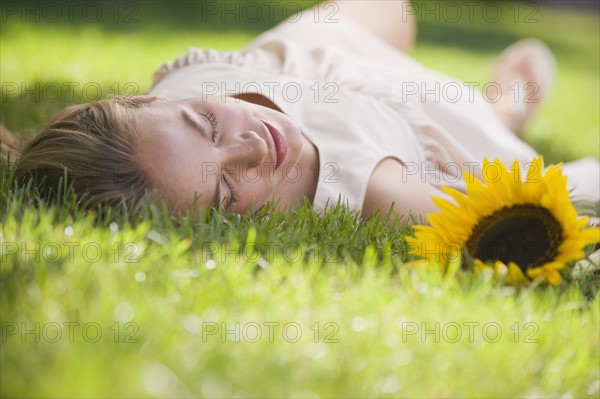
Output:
top-left (132, 95), bottom-right (304, 213)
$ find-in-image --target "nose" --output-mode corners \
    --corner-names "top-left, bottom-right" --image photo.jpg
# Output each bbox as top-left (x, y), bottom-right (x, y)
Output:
top-left (222, 130), bottom-right (268, 168)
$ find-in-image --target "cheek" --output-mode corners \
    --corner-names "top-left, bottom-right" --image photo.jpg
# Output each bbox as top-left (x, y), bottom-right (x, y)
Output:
top-left (236, 169), bottom-right (278, 208)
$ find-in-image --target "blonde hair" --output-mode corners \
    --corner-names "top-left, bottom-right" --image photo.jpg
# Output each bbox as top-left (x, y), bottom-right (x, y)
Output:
top-left (15, 96), bottom-right (153, 216)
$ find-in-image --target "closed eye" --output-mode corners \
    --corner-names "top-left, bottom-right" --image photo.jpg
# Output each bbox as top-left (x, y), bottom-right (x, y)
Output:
top-left (182, 108), bottom-right (210, 141)
top-left (203, 111), bottom-right (220, 142)
top-left (223, 174), bottom-right (239, 211)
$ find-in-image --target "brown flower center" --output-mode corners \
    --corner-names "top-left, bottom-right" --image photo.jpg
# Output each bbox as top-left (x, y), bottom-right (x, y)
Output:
top-left (466, 205), bottom-right (563, 271)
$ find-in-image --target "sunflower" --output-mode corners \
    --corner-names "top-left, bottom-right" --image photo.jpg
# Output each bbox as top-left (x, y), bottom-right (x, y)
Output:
top-left (406, 157), bottom-right (600, 285)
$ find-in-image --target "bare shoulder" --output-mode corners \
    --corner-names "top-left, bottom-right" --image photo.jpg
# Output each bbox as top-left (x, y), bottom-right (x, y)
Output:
top-left (362, 157), bottom-right (443, 223)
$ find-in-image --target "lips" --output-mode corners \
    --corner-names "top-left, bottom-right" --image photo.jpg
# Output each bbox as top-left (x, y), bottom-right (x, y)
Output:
top-left (261, 120), bottom-right (288, 168)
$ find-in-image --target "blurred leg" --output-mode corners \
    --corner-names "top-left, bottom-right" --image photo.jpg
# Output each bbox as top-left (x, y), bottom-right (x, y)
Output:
top-left (490, 38), bottom-right (556, 135)
top-left (246, 0), bottom-right (420, 66)
top-left (328, 0), bottom-right (417, 53)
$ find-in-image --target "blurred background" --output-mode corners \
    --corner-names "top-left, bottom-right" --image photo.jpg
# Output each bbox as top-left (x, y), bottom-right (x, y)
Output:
top-left (1, 2), bottom-right (599, 398)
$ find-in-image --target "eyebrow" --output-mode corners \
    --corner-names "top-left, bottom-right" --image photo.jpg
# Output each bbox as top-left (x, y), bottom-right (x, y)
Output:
top-left (181, 108), bottom-right (221, 208)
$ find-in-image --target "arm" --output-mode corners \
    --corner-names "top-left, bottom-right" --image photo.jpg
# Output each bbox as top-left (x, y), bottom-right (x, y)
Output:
top-left (362, 158), bottom-right (446, 226)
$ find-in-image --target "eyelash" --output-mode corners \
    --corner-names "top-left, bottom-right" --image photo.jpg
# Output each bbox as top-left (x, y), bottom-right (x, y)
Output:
top-left (223, 174), bottom-right (239, 210)
top-left (204, 111), bottom-right (220, 141)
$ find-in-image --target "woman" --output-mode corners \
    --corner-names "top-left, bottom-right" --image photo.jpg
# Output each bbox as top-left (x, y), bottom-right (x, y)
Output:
top-left (10, 1), bottom-right (600, 222)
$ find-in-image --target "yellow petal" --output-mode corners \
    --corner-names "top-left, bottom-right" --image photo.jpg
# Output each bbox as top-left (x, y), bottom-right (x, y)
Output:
top-left (525, 157), bottom-right (544, 183)
top-left (505, 262), bottom-right (530, 285)
top-left (527, 266), bottom-right (562, 285)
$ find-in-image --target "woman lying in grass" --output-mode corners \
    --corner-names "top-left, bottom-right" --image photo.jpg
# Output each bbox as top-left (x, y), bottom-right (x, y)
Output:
top-left (10, 0), bottom-right (600, 224)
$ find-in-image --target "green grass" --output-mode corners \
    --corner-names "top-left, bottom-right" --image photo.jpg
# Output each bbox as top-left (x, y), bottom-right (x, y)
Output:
top-left (1, 1), bottom-right (600, 397)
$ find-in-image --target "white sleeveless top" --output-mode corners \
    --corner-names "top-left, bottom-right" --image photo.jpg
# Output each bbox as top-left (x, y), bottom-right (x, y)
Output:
top-left (148, 14), bottom-right (599, 211)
